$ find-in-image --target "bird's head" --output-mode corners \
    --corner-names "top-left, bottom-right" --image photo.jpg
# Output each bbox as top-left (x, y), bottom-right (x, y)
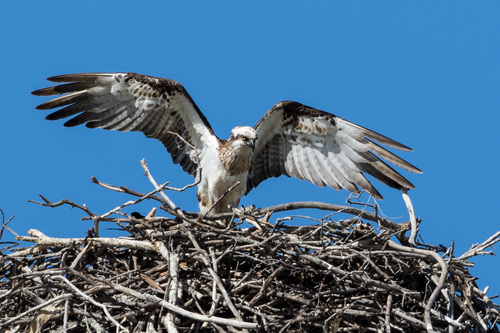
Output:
top-left (230, 126), bottom-right (257, 151)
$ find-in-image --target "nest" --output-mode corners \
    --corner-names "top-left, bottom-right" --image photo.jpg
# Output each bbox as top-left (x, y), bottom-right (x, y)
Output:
top-left (1, 170), bottom-right (499, 332)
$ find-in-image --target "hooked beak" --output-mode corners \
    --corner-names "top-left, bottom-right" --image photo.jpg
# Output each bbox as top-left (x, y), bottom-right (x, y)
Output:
top-left (246, 140), bottom-right (255, 151)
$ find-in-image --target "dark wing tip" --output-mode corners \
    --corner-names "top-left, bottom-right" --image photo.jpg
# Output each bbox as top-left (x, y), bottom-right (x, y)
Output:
top-left (42, 112), bottom-right (80, 126)
top-left (44, 114), bottom-right (58, 121)
top-left (32, 87), bottom-right (54, 97)
top-left (63, 120), bottom-right (79, 127)
top-left (369, 187), bottom-right (384, 200)
top-left (395, 144), bottom-right (413, 152)
top-left (45, 73), bottom-right (115, 83)
top-left (36, 101), bottom-right (55, 110)
top-left (412, 166), bottom-right (423, 174)
top-left (46, 75), bottom-right (66, 82)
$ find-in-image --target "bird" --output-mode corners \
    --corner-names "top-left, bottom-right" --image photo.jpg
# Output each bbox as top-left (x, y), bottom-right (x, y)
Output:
top-left (32, 72), bottom-right (422, 215)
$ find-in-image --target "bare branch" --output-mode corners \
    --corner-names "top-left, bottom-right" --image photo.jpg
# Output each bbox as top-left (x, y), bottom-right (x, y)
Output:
top-left (459, 231), bottom-right (500, 260)
top-left (141, 159), bottom-right (178, 210)
top-left (203, 181), bottom-right (241, 218)
top-left (402, 189), bottom-right (419, 246)
top-left (10, 229), bottom-right (155, 257)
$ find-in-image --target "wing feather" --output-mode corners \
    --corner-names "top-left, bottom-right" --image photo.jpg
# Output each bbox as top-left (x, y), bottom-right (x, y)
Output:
top-left (314, 151), bottom-right (342, 191)
top-left (44, 101), bottom-right (93, 121)
top-left (296, 147), bottom-right (317, 185)
top-left (36, 91), bottom-right (91, 110)
top-left (304, 148), bottom-right (327, 187)
top-left (326, 149), bottom-right (362, 194)
top-left (247, 101), bottom-right (421, 199)
top-left (289, 145), bottom-right (305, 181)
top-left (33, 72), bottom-right (220, 176)
top-left (366, 140), bottom-right (421, 173)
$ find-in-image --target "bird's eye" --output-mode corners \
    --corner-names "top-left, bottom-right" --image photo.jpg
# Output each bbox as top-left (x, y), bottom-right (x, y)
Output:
top-left (242, 136), bottom-right (247, 141)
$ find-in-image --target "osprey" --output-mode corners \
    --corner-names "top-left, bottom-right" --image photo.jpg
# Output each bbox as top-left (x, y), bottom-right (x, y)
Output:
top-left (32, 73), bottom-right (421, 214)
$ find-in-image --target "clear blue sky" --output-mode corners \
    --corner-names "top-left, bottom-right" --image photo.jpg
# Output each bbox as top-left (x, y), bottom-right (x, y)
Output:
top-left (1, 2), bottom-right (499, 297)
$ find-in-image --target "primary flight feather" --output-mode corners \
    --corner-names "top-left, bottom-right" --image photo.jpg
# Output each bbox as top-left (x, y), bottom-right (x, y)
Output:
top-left (32, 72), bottom-right (421, 214)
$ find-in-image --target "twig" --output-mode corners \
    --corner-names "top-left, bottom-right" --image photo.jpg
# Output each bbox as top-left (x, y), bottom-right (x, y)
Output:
top-left (70, 243), bottom-right (91, 269)
top-left (401, 189), bottom-right (418, 246)
top-left (295, 252), bottom-right (420, 298)
top-left (140, 159), bottom-right (200, 209)
top-left (98, 181), bottom-right (171, 219)
top-left (28, 195), bottom-right (95, 217)
top-left (10, 229), bottom-right (155, 257)
top-left (52, 275), bottom-right (128, 332)
top-left (111, 283), bottom-right (258, 329)
top-left (0, 294), bottom-right (71, 327)
top-left (0, 209), bottom-right (17, 239)
top-left (185, 230), bottom-right (245, 324)
top-left (91, 176), bottom-right (167, 206)
top-left (166, 246), bottom-right (179, 333)
top-left (387, 240), bottom-right (449, 333)
top-left (207, 201), bottom-right (409, 232)
top-left (459, 231), bottom-right (500, 260)
top-left (249, 266), bottom-right (285, 306)
top-left (141, 159), bottom-right (178, 210)
top-left (203, 181), bottom-right (241, 217)
top-left (385, 294), bottom-right (393, 333)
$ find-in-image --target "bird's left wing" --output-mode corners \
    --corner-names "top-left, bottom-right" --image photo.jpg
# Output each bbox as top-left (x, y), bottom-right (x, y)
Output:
top-left (247, 101), bottom-right (422, 199)
top-left (32, 73), bottom-right (219, 176)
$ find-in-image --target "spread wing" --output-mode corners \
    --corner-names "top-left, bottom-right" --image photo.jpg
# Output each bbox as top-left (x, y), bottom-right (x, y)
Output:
top-left (32, 72), bottom-right (220, 176)
top-left (247, 101), bottom-right (422, 199)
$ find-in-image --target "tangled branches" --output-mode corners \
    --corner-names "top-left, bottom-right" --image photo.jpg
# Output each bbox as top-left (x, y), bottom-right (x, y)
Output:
top-left (0, 163), bottom-right (499, 332)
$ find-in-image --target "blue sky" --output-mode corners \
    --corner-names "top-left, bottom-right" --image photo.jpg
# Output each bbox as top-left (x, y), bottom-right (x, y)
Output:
top-left (1, 2), bottom-right (499, 298)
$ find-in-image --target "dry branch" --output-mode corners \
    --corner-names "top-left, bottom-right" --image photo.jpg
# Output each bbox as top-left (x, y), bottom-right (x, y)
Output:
top-left (1, 175), bottom-right (499, 332)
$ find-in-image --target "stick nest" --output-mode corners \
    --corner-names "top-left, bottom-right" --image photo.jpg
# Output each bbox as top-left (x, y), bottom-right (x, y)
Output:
top-left (1, 176), bottom-right (499, 332)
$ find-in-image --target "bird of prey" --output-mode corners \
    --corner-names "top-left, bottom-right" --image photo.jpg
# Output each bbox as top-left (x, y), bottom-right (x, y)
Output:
top-left (32, 72), bottom-right (421, 214)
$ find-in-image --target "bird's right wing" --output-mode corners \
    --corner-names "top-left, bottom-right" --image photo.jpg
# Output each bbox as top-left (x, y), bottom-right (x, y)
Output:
top-left (247, 101), bottom-right (421, 199)
top-left (32, 72), bottom-right (220, 175)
